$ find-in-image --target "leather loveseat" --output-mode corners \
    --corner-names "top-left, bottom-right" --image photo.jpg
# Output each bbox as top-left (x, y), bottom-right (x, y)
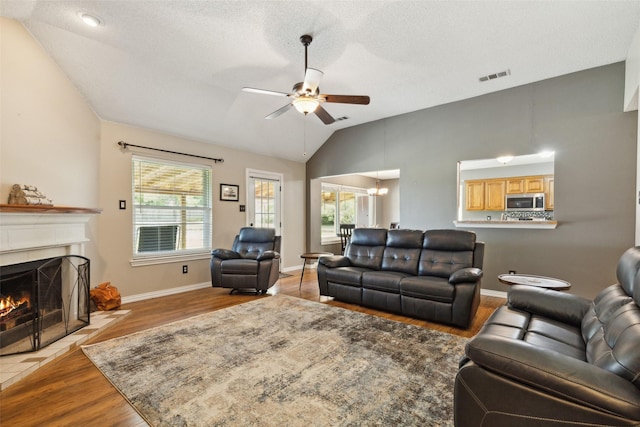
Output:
top-left (454, 246), bottom-right (640, 426)
top-left (317, 228), bottom-right (484, 328)
top-left (210, 227), bottom-right (281, 294)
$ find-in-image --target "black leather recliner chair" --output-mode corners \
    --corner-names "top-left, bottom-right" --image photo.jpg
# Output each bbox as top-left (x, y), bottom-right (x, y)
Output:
top-left (210, 227), bottom-right (281, 294)
top-left (454, 246), bottom-right (640, 426)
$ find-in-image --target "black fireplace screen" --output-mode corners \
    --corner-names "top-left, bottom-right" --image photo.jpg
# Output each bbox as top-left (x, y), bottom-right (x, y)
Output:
top-left (0, 255), bottom-right (90, 356)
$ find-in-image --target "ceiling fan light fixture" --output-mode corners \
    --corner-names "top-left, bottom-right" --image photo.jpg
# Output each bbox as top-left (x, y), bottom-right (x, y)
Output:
top-left (292, 97), bottom-right (319, 114)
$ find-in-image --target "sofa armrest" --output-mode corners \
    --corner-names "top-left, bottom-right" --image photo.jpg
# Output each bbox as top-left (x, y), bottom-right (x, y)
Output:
top-left (508, 285), bottom-right (591, 326)
top-left (449, 267), bottom-right (483, 284)
top-left (466, 334), bottom-right (640, 419)
top-left (211, 248), bottom-right (240, 260)
top-left (318, 255), bottom-right (351, 268)
top-left (256, 250), bottom-right (280, 261)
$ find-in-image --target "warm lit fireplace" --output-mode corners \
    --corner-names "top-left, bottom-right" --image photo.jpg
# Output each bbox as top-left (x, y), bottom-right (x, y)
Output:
top-left (0, 256), bottom-right (90, 356)
top-left (0, 205), bottom-right (100, 357)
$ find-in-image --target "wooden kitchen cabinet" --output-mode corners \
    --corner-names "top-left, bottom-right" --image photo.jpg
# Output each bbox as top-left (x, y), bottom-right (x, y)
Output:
top-left (465, 180), bottom-right (485, 210)
top-left (506, 175), bottom-right (546, 194)
top-left (506, 178), bottom-right (525, 194)
top-left (545, 176), bottom-right (554, 210)
top-left (465, 179), bottom-right (505, 211)
top-left (485, 179), bottom-right (506, 210)
top-left (525, 177), bottom-right (545, 193)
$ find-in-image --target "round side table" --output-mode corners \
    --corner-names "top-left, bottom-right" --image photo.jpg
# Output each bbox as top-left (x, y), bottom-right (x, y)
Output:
top-left (498, 274), bottom-right (571, 291)
top-left (299, 252), bottom-right (333, 290)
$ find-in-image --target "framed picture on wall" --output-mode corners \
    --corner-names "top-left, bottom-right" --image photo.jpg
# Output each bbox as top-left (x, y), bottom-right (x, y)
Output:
top-left (220, 184), bottom-right (239, 201)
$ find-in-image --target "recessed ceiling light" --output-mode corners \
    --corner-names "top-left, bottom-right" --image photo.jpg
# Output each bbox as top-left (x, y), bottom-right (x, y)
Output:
top-left (79, 12), bottom-right (102, 27)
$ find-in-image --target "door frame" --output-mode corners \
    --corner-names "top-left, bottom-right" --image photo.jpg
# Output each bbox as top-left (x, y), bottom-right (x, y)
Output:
top-left (245, 168), bottom-right (284, 236)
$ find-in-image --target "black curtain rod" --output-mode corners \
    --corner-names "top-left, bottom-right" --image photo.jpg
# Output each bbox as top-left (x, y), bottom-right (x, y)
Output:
top-left (117, 141), bottom-right (224, 163)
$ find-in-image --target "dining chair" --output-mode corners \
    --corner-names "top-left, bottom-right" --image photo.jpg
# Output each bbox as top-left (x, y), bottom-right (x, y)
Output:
top-left (339, 224), bottom-right (355, 254)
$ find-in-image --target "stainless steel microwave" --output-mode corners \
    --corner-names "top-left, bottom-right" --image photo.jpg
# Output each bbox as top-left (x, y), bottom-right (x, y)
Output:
top-left (505, 193), bottom-right (545, 211)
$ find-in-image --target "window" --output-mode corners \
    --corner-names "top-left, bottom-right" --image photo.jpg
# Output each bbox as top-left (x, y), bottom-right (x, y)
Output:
top-left (132, 156), bottom-right (212, 262)
top-left (321, 183), bottom-right (369, 243)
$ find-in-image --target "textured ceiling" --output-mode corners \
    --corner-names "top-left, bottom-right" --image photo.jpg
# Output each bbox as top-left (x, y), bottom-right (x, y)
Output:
top-left (2, 1), bottom-right (639, 163)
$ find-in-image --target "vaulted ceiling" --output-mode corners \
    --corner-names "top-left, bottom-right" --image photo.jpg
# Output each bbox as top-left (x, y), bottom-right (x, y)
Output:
top-left (2, 1), bottom-right (639, 162)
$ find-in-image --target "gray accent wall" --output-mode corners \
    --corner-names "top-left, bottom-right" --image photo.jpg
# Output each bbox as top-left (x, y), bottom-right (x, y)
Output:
top-left (306, 62), bottom-right (637, 299)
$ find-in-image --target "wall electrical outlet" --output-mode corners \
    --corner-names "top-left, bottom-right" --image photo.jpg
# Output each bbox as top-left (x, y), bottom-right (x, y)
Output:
top-left (182, 265), bottom-right (188, 274)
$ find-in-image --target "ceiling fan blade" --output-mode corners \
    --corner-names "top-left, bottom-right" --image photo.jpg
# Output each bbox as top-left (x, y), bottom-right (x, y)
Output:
top-left (242, 87), bottom-right (290, 97)
top-left (265, 103), bottom-right (293, 119)
top-left (314, 105), bottom-right (335, 125)
top-left (302, 68), bottom-right (323, 94)
top-left (322, 95), bottom-right (370, 105)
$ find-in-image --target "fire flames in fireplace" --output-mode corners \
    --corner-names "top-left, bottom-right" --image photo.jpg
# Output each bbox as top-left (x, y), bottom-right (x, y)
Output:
top-left (0, 294), bottom-right (31, 319)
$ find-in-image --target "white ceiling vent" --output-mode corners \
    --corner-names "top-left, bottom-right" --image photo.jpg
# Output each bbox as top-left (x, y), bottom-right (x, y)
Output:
top-left (479, 69), bottom-right (511, 82)
top-left (335, 116), bottom-right (349, 122)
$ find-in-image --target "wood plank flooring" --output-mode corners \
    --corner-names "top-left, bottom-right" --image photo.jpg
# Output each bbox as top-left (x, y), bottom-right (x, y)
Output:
top-left (0, 270), bottom-right (504, 426)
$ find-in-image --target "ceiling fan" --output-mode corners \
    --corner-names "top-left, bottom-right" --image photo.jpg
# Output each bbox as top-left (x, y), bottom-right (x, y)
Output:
top-left (242, 35), bottom-right (370, 125)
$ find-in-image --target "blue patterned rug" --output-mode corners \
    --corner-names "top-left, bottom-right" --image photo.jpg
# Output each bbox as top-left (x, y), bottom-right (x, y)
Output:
top-left (82, 295), bottom-right (466, 426)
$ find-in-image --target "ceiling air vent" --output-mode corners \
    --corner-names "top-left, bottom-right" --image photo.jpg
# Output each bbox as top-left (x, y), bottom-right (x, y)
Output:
top-left (479, 69), bottom-right (511, 82)
top-left (335, 116), bottom-right (349, 122)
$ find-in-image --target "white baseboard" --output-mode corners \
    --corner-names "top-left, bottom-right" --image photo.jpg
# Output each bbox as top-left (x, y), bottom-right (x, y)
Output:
top-left (481, 289), bottom-right (507, 299)
top-left (121, 280), bottom-right (507, 304)
top-left (121, 282), bottom-right (211, 304)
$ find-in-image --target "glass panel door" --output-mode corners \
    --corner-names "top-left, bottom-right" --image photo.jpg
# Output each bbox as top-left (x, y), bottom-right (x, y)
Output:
top-left (247, 172), bottom-right (281, 235)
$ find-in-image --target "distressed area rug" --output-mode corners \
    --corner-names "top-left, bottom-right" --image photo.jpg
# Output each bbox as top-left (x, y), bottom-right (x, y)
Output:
top-left (82, 295), bottom-right (466, 426)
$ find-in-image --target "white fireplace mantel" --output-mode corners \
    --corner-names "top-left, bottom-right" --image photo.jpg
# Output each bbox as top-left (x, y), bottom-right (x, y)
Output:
top-left (0, 205), bottom-right (102, 267)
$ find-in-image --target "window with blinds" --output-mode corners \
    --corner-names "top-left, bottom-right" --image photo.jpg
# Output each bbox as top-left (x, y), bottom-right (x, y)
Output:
top-left (132, 156), bottom-right (212, 257)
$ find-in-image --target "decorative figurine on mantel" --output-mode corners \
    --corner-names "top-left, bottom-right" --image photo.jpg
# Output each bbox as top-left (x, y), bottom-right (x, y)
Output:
top-left (8, 184), bottom-right (53, 206)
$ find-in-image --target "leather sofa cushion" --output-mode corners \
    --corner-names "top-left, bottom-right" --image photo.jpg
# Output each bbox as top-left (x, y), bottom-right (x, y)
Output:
top-left (346, 244), bottom-right (385, 270)
top-left (385, 229), bottom-right (423, 248)
top-left (418, 250), bottom-right (473, 278)
top-left (525, 331), bottom-right (587, 360)
top-left (400, 276), bottom-right (454, 303)
top-left (350, 228), bottom-right (388, 246)
top-left (234, 227), bottom-right (277, 259)
top-left (616, 245), bottom-right (640, 297)
top-left (479, 305), bottom-right (586, 359)
top-left (211, 248), bottom-right (240, 260)
top-left (582, 284), bottom-right (633, 341)
top-left (238, 227), bottom-right (275, 243)
top-left (381, 247), bottom-right (420, 275)
top-left (235, 242), bottom-right (275, 260)
top-left (528, 316), bottom-right (586, 351)
top-left (423, 229), bottom-right (476, 251)
top-left (220, 259), bottom-right (259, 275)
top-left (345, 228), bottom-right (387, 269)
top-left (509, 285), bottom-right (590, 326)
top-left (586, 301), bottom-right (640, 388)
top-left (324, 266), bottom-right (369, 287)
top-left (362, 271), bottom-right (408, 293)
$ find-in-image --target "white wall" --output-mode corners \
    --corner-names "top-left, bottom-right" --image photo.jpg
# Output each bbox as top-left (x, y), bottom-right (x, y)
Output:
top-left (0, 17), bottom-right (101, 274)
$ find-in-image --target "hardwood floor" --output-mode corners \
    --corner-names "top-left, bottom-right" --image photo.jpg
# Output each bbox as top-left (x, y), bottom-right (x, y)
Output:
top-left (0, 271), bottom-right (504, 426)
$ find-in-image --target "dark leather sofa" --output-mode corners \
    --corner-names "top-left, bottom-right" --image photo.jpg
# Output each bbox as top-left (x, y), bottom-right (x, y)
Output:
top-left (210, 227), bottom-right (281, 294)
top-left (454, 246), bottom-right (640, 426)
top-left (317, 228), bottom-right (484, 328)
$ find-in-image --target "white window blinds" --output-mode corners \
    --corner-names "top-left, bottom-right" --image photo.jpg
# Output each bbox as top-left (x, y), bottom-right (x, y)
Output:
top-left (132, 156), bottom-right (212, 257)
